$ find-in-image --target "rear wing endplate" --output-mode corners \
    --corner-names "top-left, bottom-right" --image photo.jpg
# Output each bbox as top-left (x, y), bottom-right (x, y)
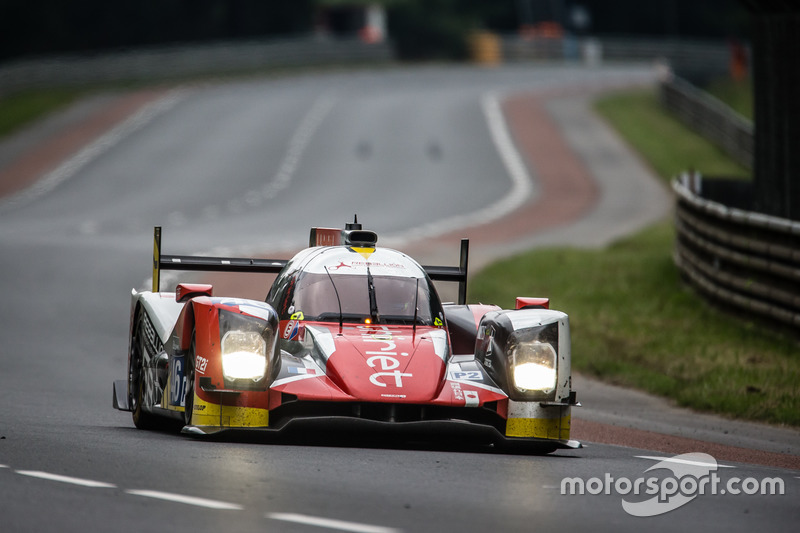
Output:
top-left (152, 227), bottom-right (469, 304)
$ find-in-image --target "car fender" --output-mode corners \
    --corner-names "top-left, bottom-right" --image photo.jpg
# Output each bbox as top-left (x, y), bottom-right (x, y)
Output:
top-left (476, 308), bottom-right (571, 402)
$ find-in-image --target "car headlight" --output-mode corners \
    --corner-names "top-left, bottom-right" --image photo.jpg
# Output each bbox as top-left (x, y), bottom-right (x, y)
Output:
top-left (510, 340), bottom-right (557, 394)
top-left (221, 331), bottom-right (267, 381)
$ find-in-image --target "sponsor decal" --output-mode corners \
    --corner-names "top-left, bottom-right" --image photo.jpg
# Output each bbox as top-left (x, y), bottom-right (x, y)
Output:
top-left (449, 381), bottom-right (480, 406)
top-left (464, 390), bottom-right (479, 407)
top-left (196, 355), bottom-right (209, 374)
top-left (360, 326), bottom-right (412, 388)
top-left (169, 357), bottom-right (187, 407)
top-left (450, 381), bottom-right (464, 401)
top-left (288, 366), bottom-right (317, 375)
top-left (328, 260), bottom-right (408, 272)
top-left (451, 371), bottom-right (481, 380)
top-left (282, 318), bottom-right (306, 341)
top-left (283, 320), bottom-right (304, 340)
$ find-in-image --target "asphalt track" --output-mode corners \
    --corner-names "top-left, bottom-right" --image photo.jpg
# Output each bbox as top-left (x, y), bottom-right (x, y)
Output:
top-left (0, 64), bottom-right (797, 532)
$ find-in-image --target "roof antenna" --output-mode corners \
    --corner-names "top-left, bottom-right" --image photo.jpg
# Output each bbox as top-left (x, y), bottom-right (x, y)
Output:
top-left (346, 214), bottom-right (362, 231)
top-left (412, 278), bottom-right (419, 340)
top-left (324, 266), bottom-right (344, 334)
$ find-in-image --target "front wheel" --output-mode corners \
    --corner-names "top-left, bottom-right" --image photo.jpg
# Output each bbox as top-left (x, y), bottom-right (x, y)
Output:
top-left (131, 311), bottom-right (157, 430)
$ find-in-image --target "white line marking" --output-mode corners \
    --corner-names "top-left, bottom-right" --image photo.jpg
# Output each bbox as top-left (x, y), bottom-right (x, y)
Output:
top-left (481, 90), bottom-right (536, 205)
top-left (16, 470), bottom-right (117, 488)
top-left (147, 90), bottom-right (533, 263)
top-left (635, 456), bottom-right (736, 469)
top-left (382, 91), bottom-right (534, 248)
top-left (267, 513), bottom-right (400, 533)
top-left (0, 464), bottom-right (9, 468)
top-left (260, 95), bottom-right (335, 201)
top-left (125, 489), bottom-right (243, 510)
top-left (148, 93), bottom-right (337, 268)
top-left (0, 89), bottom-right (187, 213)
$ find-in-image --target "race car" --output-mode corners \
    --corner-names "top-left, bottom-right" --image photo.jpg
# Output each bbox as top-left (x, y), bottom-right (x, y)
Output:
top-left (113, 218), bottom-right (580, 453)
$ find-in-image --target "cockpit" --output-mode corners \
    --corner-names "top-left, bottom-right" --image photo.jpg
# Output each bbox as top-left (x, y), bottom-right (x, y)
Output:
top-left (267, 247), bottom-right (445, 326)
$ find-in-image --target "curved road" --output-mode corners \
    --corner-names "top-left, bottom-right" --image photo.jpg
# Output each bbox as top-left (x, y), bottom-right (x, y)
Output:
top-left (0, 65), bottom-right (797, 532)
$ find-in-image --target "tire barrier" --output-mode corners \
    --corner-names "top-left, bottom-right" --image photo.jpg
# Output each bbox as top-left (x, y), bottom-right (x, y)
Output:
top-left (673, 175), bottom-right (800, 330)
top-left (660, 76), bottom-right (753, 169)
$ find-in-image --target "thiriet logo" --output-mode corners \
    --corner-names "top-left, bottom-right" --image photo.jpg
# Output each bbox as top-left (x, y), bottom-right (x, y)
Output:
top-left (561, 453), bottom-right (785, 517)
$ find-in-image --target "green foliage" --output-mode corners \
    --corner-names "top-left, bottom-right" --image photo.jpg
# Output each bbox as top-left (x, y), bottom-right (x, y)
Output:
top-left (594, 89), bottom-right (751, 181)
top-left (704, 78), bottom-right (754, 120)
top-left (470, 222), bottom-right (800, 426)
top-left (0, 89), bottom-right (85, 139)
top-left (469, 88), bottom-right (796, 426)
top-left (0, 1), bottom-right (316, 62)
top-left (387, 0), bottom-right (474, 60)
top-left (1, 0), bottom-right (748, 63)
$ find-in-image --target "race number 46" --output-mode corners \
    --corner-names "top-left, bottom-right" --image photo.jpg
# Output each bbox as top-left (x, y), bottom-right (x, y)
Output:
top-left (169, 357), bottom-right (187, 407)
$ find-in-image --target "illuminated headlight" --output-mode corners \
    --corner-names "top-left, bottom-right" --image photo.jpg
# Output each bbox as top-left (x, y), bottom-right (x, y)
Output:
top-left (221, 331), bottom-right (267, 381)
top-left (511, 341), bottom-right (557, 393)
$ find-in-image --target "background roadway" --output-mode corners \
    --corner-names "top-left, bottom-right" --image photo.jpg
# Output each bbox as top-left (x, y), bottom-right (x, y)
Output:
top-left (0, 64), bottom-right (796, 532)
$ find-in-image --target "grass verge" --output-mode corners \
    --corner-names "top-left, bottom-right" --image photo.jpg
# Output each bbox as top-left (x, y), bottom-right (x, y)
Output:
top-left (469, 88), bottom-right (798, 426)
top-left (0, 89), bottom-right (88, 139)
top-left (704, 78), bottom-right (753, 121)
top-left (593, 89), bottom-right (750, 180)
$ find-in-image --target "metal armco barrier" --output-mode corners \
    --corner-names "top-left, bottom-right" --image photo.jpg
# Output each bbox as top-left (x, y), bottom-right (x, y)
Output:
top-left (673, 176), bottom-right (800, 329)
top-left (660, 76), bottom-right (753, 169)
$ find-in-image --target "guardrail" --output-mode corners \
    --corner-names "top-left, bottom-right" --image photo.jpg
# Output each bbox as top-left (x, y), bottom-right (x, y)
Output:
top-left (0, 35), bottom-right (393, 95)
top-left (660, 76), bottom-right (753, 168)
top-left (500, 35), bottom-right (731, 78)
top-left (673, 175), bottom-right (800, 330)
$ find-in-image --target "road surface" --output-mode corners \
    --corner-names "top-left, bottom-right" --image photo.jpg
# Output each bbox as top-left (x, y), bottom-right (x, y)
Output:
top-left (0, 64), bottom-right (796, 532)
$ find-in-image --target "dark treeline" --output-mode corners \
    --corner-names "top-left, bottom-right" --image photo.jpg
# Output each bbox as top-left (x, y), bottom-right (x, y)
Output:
top-left (0, 0), bottom-right (315, 62)
top-left (390, 0), bottom-right (748, 60)
top-left (0, 0), bottom-right (748, 63)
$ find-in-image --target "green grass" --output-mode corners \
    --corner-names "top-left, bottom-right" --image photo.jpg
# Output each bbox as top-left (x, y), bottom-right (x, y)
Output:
top-left (470, 222), bottom-right (799, 426)
top-left (594, 89), bottom-right (751, 181)
top-left (469, 88), bottom-right (799, 426)
top-left (0, 89), bottom-right (88, 139)
top-left (705, 78), bottom-right (753, 121)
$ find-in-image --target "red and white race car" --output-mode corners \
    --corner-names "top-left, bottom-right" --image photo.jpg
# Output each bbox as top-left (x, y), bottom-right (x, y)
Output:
top-left (113, 219), bottom-right (579, 453)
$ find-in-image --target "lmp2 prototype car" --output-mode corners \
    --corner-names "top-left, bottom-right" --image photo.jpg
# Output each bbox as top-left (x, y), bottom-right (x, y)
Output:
top-left (113, 219), bottom-right (580, 453)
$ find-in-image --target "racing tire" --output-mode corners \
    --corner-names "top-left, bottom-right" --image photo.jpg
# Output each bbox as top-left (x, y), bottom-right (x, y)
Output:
top-left (131, 311), bottom-right (157, 430)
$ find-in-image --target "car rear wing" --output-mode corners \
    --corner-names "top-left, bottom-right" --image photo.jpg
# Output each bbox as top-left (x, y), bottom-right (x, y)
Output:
top-left (152, 226), bottom-right (470, 305)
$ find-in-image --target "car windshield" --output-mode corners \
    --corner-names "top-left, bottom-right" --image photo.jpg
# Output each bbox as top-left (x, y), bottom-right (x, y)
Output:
top-left (290, 272), bottom-right (441, 325)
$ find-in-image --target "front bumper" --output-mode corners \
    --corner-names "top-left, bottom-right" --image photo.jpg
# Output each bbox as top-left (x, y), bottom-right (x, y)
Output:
top-left (181, 397), bottom-right (581, 451)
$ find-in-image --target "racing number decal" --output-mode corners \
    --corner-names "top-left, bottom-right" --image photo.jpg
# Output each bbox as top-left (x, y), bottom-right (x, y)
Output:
top-left (169, 356), bottom-right (188, 407)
